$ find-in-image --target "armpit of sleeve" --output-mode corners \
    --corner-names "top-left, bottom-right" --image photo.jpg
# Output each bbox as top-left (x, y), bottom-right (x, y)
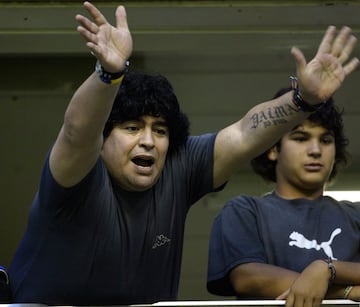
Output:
top-left (37, 148), bottom-right (105, 212)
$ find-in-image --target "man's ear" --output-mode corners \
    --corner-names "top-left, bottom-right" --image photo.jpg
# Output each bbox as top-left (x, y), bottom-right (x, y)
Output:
top-left (267, 146), bottom-right (278, 161)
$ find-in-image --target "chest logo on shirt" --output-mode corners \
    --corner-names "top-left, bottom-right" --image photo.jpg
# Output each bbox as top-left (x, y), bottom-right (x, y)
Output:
top-left (152, 234), bottom-right (171, 249)
top-left (288, 228), bottom-right (341, 260)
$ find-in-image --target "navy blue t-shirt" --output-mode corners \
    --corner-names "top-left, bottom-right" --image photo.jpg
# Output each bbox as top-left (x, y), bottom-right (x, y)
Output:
top-left (9, 133), bottom-right (219, 305)
top-left (207, 192), bottom-right (360, 296)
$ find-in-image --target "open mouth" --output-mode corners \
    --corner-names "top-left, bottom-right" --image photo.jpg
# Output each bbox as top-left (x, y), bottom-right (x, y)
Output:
top-left (132, 157), bottom-right (154, 167)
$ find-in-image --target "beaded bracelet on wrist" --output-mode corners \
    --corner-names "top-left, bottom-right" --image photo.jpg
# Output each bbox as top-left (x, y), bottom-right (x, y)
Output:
top-left (95, 60), bottom-right (130, 85)
top-left (290, 76), bottom-right (326, 113)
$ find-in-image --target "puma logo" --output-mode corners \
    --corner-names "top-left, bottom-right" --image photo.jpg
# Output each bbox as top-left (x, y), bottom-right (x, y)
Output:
top-left (288, 228), bottom-right (341, 260)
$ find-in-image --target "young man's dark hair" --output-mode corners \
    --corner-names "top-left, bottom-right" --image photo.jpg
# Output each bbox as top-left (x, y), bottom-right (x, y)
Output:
top-left (251, 87), bottom-right (350, 183)
top-left (103, 72), bottom-right (190, 154)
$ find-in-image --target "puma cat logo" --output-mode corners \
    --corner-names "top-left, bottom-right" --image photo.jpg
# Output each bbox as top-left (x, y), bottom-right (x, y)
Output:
top-left (288, 228), bottom-right (341, 260)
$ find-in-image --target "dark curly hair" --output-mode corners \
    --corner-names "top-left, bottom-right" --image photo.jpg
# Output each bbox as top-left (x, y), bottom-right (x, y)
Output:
top-left (103, 71), bottom-right (190, 154)
top-left (251, 87), bottom-right (350, 183)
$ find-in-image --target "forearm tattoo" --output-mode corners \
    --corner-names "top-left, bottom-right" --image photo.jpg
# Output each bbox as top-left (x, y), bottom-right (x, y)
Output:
top-left (250, 102), bottom-right (299, 129)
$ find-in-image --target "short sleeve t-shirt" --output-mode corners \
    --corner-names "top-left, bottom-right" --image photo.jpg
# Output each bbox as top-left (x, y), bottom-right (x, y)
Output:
top-left (207, 192), bottom-right (360, 296)
top-left (9, 133), bottom-right (219, 305)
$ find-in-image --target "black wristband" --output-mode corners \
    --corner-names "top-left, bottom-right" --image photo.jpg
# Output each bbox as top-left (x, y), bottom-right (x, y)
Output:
top-left (290, 76), bottom-right (325, 112)
top-left (95, 60), bottom-right (129, 85)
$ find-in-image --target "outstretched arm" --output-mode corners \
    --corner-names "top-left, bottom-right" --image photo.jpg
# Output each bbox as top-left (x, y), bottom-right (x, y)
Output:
top-left (213, 25), bottom-right (359, 189)
top-left (49, 2), bottom-right (133, 187)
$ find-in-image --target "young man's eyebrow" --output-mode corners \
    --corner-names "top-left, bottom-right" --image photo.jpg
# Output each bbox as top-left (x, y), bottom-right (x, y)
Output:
top-left (288, 129), bottom-right (308, 135)
top-left (288, 128), bottom-right (334, 137)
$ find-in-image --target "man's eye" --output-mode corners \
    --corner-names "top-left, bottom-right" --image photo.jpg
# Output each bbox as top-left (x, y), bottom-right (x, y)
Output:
top-left (322, 137), bottom-right (334, 144)
top-left (156, 127), bottom-right (170, 136)
top-left (125, 126), bottom-right (138, 132)
top-left (293, 137), bottom-right (306, 142)
top-left (156, 129), bottom-right (167, 135)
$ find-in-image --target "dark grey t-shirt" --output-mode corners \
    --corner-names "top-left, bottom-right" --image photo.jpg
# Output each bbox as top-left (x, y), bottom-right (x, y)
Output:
top-left (9, 133), bottom-right (219, 305)
top-left (207, 192), bottom-right (360, 296)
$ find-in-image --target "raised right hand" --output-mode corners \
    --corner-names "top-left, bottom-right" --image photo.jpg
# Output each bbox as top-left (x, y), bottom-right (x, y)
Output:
top-left (75, 1), bottom-right (133, 72)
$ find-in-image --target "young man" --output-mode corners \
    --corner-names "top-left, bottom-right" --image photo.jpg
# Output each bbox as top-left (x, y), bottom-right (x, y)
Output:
top-left (8, 1), bottom-right (359, 306)
top-left (207, 87), bottom-right (360, 306)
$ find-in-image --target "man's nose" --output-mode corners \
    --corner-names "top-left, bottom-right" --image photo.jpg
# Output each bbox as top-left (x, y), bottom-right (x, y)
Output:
top-left (139, 128), bottom-right (155, 148)
top-left (308, 140), bottom-right (321, 156)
